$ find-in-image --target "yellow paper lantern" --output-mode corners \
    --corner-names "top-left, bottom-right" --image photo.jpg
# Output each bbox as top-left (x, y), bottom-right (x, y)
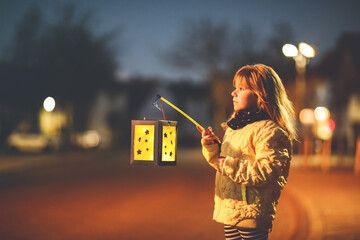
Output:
top-left (130, 120), bottom-right (177, 166)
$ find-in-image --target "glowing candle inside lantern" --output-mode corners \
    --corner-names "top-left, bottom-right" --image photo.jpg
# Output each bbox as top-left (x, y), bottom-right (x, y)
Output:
top-left (130, 120), bottom-right (177, 166)
top-left (162, 126), bottom-right (176, 161)
top-left (133, 125), bottom-right (155, 161)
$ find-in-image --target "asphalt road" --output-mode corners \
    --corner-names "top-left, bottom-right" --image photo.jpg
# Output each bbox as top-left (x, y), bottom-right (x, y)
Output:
top-left (0, 149), bottom-right (359, 240)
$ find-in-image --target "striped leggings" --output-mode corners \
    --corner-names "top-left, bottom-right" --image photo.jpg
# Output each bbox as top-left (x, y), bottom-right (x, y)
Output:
top-left (224, 225), bottom-right (269, 240)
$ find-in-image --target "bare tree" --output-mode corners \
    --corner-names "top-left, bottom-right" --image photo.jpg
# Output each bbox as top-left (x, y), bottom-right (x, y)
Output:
top-left (0, 5), bottom-right (120, 149)
top-left (162, 19), bottom-right (296, 134)
top-left (164, 18), bottom-right (229, 79)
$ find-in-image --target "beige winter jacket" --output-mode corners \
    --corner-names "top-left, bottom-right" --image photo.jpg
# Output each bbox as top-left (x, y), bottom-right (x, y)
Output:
top-left (202, 119), bottom-right (292, 232)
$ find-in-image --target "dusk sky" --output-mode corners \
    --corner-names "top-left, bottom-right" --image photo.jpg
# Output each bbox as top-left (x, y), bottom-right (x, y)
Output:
top-left (1, 0), bottom-right (360, 80)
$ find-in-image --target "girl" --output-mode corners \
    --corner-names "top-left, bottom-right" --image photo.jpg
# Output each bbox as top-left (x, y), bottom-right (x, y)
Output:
top-left (198, 64), bottom-right (296, 240)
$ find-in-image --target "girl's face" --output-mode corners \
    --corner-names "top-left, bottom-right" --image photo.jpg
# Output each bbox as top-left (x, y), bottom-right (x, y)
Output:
top-left (231, 81), bottom-right (258, 112)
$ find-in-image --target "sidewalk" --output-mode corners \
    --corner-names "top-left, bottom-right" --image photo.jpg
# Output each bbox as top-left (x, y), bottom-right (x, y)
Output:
top-left (279, 167), bottom-right (360, 240)
top-left (1, 149), bottom-right (360, 239)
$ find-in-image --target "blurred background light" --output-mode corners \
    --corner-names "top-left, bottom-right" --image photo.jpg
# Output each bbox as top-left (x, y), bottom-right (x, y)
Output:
top-left (314, 106), bottom-right (330, 121)
top-left (299, 42), bottom-right (315, 58)
top-left (316, 119), bottom-right (335, 140)
top-left (43, 97), bottom-right (56, 112)
top-left (299, 108), bottom-right (315, 125)
top-left (328, 118), bottom-right (336, 131)
top-left (282, 44), bottom-right (298, 57)
top-left (39, 110), bottom-right (67, 137)
top-left (74, 130), bottom-right (101, 149)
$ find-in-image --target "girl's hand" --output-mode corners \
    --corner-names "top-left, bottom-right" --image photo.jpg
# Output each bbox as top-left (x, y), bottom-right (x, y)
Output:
top-left (197, 126), bottom-right (218, 145)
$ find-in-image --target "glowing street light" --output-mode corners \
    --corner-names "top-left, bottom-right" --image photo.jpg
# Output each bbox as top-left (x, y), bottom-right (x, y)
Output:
top-left (282, 44), bottom-right (298, 57)
top-left (282, 42), bottom-right (316, 115)
top-left (299, 42), bottom-right (316, 58)
top-left (43, 96), bottom-right (56, 112)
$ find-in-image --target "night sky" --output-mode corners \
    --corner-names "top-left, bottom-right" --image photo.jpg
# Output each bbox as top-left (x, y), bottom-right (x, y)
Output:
top-left (1, 0), bottom-right (360, 80)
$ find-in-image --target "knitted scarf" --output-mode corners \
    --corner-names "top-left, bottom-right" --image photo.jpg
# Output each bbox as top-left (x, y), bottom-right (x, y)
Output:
top-left (227, 110), bottom-right (269, 130)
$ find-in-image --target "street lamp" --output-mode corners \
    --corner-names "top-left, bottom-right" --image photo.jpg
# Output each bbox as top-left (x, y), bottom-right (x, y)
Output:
top-left (43, 96), bottom-right (56, 112)
top-left (299, 42), bottom-right (315, 58)
top-left (282, 42), bottom-right (315, 115)
top-left (282, 44), bottom-right (298, 57)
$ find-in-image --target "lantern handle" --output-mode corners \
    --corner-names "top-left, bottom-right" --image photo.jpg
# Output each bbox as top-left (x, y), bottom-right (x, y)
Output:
top-left (154, 94), bottom-right (221, 144)
top-left (152, 94), bottom-right (162, 111)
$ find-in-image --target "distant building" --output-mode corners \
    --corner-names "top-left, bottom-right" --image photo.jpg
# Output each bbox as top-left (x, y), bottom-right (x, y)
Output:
top-left (315, 32), bottom-right (360, 153)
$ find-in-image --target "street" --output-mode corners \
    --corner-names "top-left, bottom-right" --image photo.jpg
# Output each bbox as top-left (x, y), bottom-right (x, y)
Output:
top-left (1, 149), bottom-right (360, 240)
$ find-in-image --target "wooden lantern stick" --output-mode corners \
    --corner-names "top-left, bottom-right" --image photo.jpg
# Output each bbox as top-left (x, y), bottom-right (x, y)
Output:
top-left (154, 95), bottom-right (221, 144)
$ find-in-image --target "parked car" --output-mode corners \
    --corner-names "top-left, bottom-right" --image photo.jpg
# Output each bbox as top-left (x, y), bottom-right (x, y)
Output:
top-left (7, 132), bottom-right (60, 152)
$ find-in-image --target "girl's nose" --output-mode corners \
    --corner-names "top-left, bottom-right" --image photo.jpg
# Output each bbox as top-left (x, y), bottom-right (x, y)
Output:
top-left (231, 90), bottom-right (236, 97)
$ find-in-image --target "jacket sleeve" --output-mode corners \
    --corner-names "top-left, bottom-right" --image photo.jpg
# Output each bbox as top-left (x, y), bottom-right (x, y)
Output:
top-left (201, 143), bottom-right (221, 170)
top-left (221, 126), bottom-right (291, 186)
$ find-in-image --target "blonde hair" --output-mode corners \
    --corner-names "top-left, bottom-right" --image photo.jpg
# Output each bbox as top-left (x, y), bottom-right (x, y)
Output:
top-left (226, 64), bottom-right (297, 141)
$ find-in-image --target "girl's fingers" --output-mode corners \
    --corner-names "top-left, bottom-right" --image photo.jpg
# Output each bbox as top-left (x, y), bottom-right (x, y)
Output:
top-left (204, 127), bottom-right (213, 135)
top-left (204, 133), bottom-right (215, 140)
top-left (199, 126), bottom-right (219, 145)
top-left (203, 134), bottom-right (216, 145)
